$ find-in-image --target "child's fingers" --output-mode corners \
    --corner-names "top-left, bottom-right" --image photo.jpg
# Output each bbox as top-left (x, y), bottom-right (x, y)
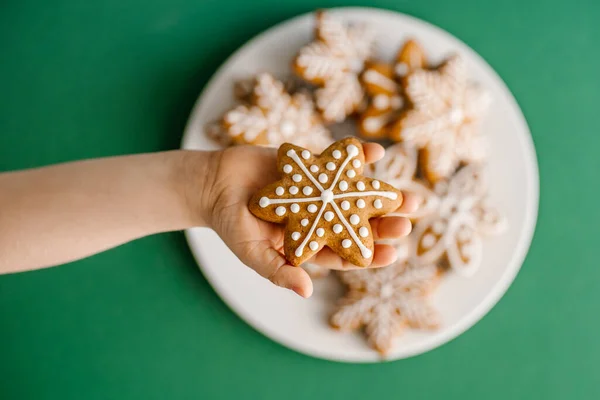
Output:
top-left (242, 242), bottom-right (313, 298)
top-left (310, 243), bottom-right (398, 270)
top-left (395, 191), bottom-right (420, 214)
top-left (270, 264), bottom-right (313, 298)
top-left (362, 142), bottom-right (385, 164)
top-left (370, 216), bottom-right (412, 240)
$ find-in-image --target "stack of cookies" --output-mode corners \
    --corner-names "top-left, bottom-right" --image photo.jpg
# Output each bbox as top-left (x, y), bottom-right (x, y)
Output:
top-left (207, 10), bottom-right (507, 356)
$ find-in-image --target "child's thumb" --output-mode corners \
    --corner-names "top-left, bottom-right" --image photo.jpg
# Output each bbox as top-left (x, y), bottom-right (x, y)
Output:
top-left (244, 242), bottom-right (313, 298)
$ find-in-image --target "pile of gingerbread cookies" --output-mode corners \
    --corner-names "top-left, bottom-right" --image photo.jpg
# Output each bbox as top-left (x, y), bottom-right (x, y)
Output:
top-left (208, 10), bottom-right (507, 356)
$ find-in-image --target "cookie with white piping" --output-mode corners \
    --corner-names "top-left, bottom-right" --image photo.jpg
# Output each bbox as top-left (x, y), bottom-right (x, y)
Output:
top-left (292, 10), bottom-right (376, 122)
top-left (358, 40), bottom-right (427, 139)
top-left (249, 137), bottom-right (403, 267)
top-left (390, 55), bottom-right (491, 183)
top-left (365, 142), bottom-right (438, 220)
top-left (332, 247), bottom-right (440, 356)
top-left (411, 164), bottom-right (507, 276)
top-left (222, 73), bottom-right (333, 152)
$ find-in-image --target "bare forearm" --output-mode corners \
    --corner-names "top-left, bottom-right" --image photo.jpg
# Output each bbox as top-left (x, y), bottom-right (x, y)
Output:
top-left (0, 150), bottom-right (213, 274)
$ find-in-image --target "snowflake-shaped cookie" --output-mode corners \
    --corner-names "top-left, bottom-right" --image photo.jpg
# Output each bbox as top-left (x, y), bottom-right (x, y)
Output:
top-left (365, 142), bottom-right (438, 220)
top-left (222, 73), bottom-right (333, 152)
top-left (391, 55), bottom-right (491, 183)
top-left (411, 164), bottom-right (507, 276)
top-left (293, 11), bottom-right (376, 122)
top-left (332, 256), bottom-right (440, 355)
top-left (358, 40), bottom-right (427, 139)
top-left (249, 137), bottom-right (403, 267)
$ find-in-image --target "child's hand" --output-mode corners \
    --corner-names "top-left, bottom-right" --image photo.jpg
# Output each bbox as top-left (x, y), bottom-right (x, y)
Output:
top-left (202, 143), bottom-right (418, 298)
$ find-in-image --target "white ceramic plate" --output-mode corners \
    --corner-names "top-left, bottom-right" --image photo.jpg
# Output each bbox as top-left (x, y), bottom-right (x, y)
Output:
top-left (181, 7), bottom-right (539, 362)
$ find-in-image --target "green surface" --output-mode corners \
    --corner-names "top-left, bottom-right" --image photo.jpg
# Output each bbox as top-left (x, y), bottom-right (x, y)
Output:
top-left (0, 0), bottom-right (598, 398)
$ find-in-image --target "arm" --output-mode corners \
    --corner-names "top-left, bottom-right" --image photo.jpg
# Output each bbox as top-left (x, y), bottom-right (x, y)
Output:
top-left (0, 144), bottom-right (417, 298)
top-left (0, 151), bottom-right (213, 274)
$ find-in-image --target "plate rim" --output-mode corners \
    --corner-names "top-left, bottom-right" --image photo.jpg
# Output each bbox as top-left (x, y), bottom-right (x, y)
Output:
top-left (181, 6), bottom-right (540, 363)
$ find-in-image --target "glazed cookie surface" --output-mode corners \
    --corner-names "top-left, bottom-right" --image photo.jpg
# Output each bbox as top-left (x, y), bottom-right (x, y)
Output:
top-left (358, 40), bottom-right (427, 139)
top-left (293, 11), bottom-right (376, 122)
top-left (365, 142), bottom-right (438, 220)
top-left (411, 164), bottom-right (507, 276)
top-left (249, 137), bottom-right (403, 267)
top-left (222, 73), bottom-right (333, 152)
top-left (332, 253), bottom-right (440, 356)
top-left (391, 55), bottom-right (491, 182)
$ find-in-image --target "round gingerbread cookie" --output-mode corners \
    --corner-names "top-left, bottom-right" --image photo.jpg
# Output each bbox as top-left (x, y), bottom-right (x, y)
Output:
top-left (249, 137), bottom-right (403, 267)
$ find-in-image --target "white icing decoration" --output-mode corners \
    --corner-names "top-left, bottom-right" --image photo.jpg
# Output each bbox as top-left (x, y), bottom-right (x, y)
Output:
top-left (326, 162), bottom-right (336, 171)
top-left (332, 261), bottom-right (439, 355)
top-left (291, 232), bottom-right (301, 240)
top-left (292, 174), bottom-right (302, 182)
top-left (373, 94), bottom-right (390, 110)
top-left (224, 74), bottom-right (332, 151)
top-left (276, 187), bottom-right (284, 196)
top-left (289, 186), bottom-right (299, 194)
top-left (395, 62), bottom-right (409, 76)
top-left (291, 204), bottom-right (300, 213)
top-left (359, 227), bottom-right (369, 237)
top-left (259, 197), bottom-right (269, 207)
top-left (357, 199), bottom-right (365, 208)
top-left (310, 165), bottom-right (319, 173)
top-left (374, 199), bottom-right (383, 209)
top-left (401, 56), bottom-right (491, 179)
top-left (421, 233), bottom-right (436, 248)
top-left (295, 13), bottom-right (375, 122)
top-left (372, 180), bottom-right (380, 189)
top-left (276, 206), bottom-right (286, 216)
top-left (309, 241), bottom-right (319, 251)
top-left (283, 164), bottom-right (292, 173)
top-left (352, 159), bottom-right (361, 168)
top-left (363, 69), bottom-right (397, 92)
top-left (346, 169), bottom-right (356, 178)
top-left (357, 182), bottom-right (365, 191)
top-left (342, 239), bottom-right (352, 248)
top-left (457, 227), bottom-right (470, 242)
top-left (363, 112), bottom-right (395, 133)
top-left (265, 146), bottom-right (396, 259)
top-left (332, 150), bottom-right (342, 159)
top-left (302, 150), bottom-right (311, 159)
top-left (432, 220), bottom-right (446, 234)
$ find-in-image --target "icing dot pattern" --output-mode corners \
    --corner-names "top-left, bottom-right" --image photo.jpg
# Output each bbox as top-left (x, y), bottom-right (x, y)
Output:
top-left (251, 139), bottom-right (402, 266)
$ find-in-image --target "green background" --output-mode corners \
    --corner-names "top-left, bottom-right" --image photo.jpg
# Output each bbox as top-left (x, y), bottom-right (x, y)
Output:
top-left (1, 0), bottom-right (598, 398)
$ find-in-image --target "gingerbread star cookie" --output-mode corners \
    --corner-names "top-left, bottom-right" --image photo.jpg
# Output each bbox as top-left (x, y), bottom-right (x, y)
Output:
top-left (249, 137), bottom-right (403, 267)
top-left (391, 55), bottom-right (491, 183)
top-left (221, 73), bottom-right (333, 152)
top-left (365, 142), bottom-right (438, 220)
top-left (332, 253), bottom-right (440, 356)
top-left (412, 164), bottom-right (507, 276)
top-left (293, 11), bottom-right (376, 122)
top-left (358, 40), bottom-right (427, 139)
